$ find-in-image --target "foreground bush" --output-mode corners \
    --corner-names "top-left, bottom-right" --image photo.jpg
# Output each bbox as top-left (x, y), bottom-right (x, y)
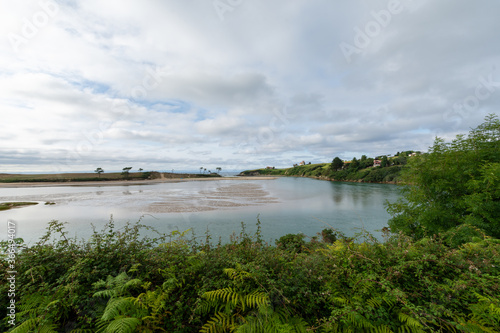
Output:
top-left (1, 220), bottom-right (499, 332)
top-left (388, 114), bottom-right (500, 241)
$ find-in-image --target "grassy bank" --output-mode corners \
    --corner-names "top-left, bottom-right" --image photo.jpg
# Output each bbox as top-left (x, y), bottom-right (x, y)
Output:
top-left (239, 163), bottom-right (403, 183)
top-left (0, 202), bottom-right (38, 211)
top-left (1, 220), bottom-right (499, 332)
top-left (0, 171), bottom-right (221, 183)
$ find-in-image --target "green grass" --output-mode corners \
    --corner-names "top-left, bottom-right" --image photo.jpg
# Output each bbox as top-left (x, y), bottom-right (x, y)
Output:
top-left (0, 171), bottom-right (221, 183)
top-left (240, 162), bottom-right (403, 183)
top-left (0, 172), bottom-right (128, 183)
top-left (0, 202), bottom-right (38, 211)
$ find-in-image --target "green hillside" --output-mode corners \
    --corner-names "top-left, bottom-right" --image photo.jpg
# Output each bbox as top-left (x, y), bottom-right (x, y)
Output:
top-left (239, 157), bottom-right (409, 183)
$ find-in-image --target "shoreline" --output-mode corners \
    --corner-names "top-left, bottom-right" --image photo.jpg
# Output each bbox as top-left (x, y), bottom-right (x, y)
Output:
top-left (239, 173), bottom-right (398, 185)
top-left (0, 176), bottom-right (277, 188)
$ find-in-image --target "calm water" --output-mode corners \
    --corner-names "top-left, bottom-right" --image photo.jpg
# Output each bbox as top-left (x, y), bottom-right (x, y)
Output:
top-left (0, 177), bottom-right (401, 245)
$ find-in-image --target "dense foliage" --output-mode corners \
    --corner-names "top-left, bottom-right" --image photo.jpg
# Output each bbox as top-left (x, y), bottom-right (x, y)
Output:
top-left (387, 114), bottom-right (500, 242)
top-left (1, 219), bottom-right (499, 332)
top-left (240, 158), bottom-right (405, 184)
top-left (2, 115), bottom-right (499, 332)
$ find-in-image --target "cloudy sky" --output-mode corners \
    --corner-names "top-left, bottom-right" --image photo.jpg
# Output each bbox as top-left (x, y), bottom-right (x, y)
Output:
top-left (1, 0), bottom-right (499, 173)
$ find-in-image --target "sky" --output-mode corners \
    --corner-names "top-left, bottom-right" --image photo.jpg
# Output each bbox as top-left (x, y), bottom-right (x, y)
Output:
top-left (1, 0), bottom-right (499, 173)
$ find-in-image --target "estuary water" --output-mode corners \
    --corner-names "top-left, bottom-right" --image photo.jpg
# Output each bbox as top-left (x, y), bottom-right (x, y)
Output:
top-left (0, 177), bottom-right (401, 245)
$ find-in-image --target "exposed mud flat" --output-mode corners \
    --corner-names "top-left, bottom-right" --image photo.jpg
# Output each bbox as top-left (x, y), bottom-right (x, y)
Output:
top-left (146, 183), bottom-right (279, 213)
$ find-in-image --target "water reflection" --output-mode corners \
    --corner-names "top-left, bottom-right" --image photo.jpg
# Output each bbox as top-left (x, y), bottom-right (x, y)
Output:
top-left (0, 178), bottom-right (401, 244)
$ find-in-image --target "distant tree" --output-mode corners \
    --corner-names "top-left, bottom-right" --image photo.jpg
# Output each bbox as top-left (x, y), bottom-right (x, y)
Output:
top-left (94, 167), bottom-right (104, 177)
top-left (216, 167), bottom-right (222, 174)
top-left (360, 156), bottom-right (374, 169)
top-left (138, 168), bottom-right (143, 172)
top-left (200, 167), bottom-right (203, 174)
top-left (122, 167), bottom-right (132, 179)
top-left (331, 157), bottom-right (344, 171)
top-left (381, 156), bottom-right (389, 167)
top-left (204, 168), bottom-right (207, 174)
top-left (393, 155), bottom-right (407, 165)
top-left (350, 157), bottom-right (360, 170)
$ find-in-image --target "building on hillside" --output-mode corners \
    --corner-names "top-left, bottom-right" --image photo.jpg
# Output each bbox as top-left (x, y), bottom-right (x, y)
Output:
top-left (373, 159), bottom-right (382, 167)
top-left (299, 161), bottom-right (306, 166)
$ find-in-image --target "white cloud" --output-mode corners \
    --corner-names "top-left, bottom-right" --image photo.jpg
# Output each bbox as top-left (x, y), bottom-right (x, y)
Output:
top-left (1, 0), bottom-right (499, 172)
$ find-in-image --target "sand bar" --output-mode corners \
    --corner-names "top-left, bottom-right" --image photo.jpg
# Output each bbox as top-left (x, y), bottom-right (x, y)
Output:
top-left (0, 176), bottom-right (277, 188)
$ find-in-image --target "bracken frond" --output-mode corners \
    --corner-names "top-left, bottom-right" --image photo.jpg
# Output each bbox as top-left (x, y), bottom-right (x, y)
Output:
top-left (104, 317), bottom-right (141, 333)
top-left (200, 312), bottom-right (236, 333)
top-left (101, 297), bottom-right (135, 321)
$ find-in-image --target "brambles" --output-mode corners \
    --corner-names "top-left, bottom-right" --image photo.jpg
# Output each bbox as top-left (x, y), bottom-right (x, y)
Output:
top-left (1, 219), bottom-right (498, 332)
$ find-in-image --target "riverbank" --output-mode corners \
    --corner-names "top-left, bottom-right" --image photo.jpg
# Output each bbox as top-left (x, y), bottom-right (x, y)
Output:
top-left (0, 176), bottom-right (277, 188)
top-left (239, 163), bottom-right (402, 184)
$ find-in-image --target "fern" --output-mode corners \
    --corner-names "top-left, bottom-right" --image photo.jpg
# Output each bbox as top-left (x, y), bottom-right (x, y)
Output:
top-left (103, 317), bottom-right (141, 333)
top-left (101, 297), bottom-right (136, 321)
top-left (9, 292), bottom-right (67, 333)
top-left (397, 313), bottom-right (424, 331)
top-left (92, 271), bottom-right (176, 332)
top-left (236, 307), bottom-right (308, 333)
top-left (200, 266), bottom-right (308, 332)
top-left (8, 316), bottom-right (58, 333)
top-left (223, 266), bottom-right (251, 281)
top-left (451, 293), bottom-right (500, 332)
top-left (200, 312), bottom-right (237, 333)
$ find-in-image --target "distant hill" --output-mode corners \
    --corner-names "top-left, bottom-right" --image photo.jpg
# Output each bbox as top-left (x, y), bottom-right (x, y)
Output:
top-left (239, 159), bottom-right (406, 184)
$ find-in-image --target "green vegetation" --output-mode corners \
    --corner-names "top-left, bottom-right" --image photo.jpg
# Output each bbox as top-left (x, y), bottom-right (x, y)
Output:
top-left (1, 220), bottom-right (499, 332)
top-left (0, 171), bottom-right (223, 183)
top-left (0, 172), bottom-right (155, 183)
top-left (388, 114), bottom-right (500, 243)
top-left (95, 167), bottom-right (104, 177)
top-left (0, 202), bottom-right (38, 211)
top-left (121, 167), bottom-right (133, 179)
top-left (239, 156), bottom-right (408, 183)
top-left (1, 115), bottom-right (498, 332)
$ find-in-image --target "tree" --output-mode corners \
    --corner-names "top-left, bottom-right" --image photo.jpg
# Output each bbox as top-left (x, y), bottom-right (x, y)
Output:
top-left (122, 167), bottom-right (132, 179)
top-left (387, 114), bottom-right (500, 241)
top-left (94, 167), bottom-right (104, 177)
top-left (216, 167), bottom-right (222, 174)
top-left (200, 167), bottom-right (203, 174)
top-left (138, 168), bottom-right (143, 172)
top-left (381, 156), bottom-right (389, 167)
top-left (350, 157), bottom-right (360, 170)
top-left (331, 157), bottom-right (344, 171)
